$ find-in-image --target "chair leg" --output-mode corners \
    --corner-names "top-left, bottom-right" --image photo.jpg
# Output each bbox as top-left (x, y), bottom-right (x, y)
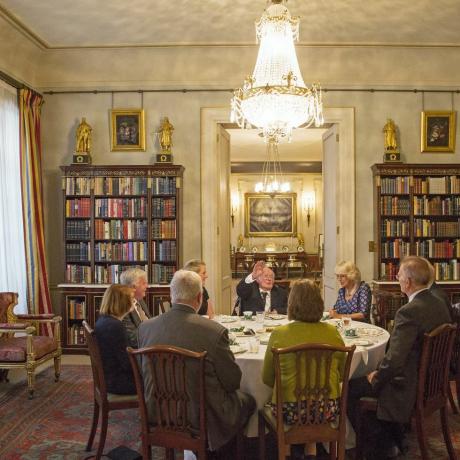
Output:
top-left (440, 407), bottom-right (456, 459)
top-left (86, 400), bottom-right (100, 451)
top-left (448, 383), bottom-right (459, 414)
top-left (355, 412), bottom-right (364, 460)
top-left (26, 366), bottom-right (35, 399)
top-left (141, 435), bottom-right (151, 460)
top-left (95, 406), bottom-right (109, 460)
top-left (415, 415), bottom-right (429, 460)
top-left (166, 448), bottom-right (175, 460)
top-left (235, 429), bottom-right (244, 460)
top-left (54, 355), bottom-right (61, 382)
top-left (456, 374), bottom-right (460, 410)
top-left (258, 413), bottom-right (266, 460)
top-left (330, 441), bottom-right (337, 460)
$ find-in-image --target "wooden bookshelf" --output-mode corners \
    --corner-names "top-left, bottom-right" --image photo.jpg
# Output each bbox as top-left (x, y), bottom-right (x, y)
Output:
top-left (59, 164), bottom-right (183, 353)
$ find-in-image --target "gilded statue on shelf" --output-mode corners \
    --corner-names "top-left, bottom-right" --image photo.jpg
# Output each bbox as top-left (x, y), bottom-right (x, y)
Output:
top-left (159, 117), bottom-right (174, 152)
top-left (237, 234), bottom-right (244, 248)
top-left (75, 117), bottom-right (92, 153)
top-left (383, 118), bottom-right (398, 152)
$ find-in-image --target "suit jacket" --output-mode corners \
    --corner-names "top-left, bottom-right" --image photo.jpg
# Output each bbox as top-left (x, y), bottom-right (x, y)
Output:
top-left (94, 315), bottom-right (136, 395)
top-left (138, 303), bottom-right (243, 451)
top-left (122, 298), bottom-right (151, 348)
top-left (372, 289), bottom-right (452, 423)
top-left (236, 277), bottom-right (287, 315)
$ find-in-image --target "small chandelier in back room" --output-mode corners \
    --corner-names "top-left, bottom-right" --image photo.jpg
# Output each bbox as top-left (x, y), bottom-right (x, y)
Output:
top-left (231, 0), bottom-right (324, 144)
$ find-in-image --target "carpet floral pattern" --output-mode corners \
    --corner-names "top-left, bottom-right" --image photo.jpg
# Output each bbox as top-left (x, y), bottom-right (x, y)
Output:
top-left (0, 365), bottom-right (459, 459)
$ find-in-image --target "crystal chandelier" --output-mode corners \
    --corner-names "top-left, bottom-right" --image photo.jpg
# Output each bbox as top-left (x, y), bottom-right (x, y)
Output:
top-left (255, 138), bottom-right (290, 193)
top-left (231, 0), bottom-right (324, 143)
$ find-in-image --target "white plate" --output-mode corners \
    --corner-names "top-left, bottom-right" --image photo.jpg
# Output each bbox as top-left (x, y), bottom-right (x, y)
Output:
top-left (266, 314), bottom-right (287, 320)
top-left (263, 321), bottom-right (283, 328)
top-left (216, 315), bottom-right (238, 323)
top-left (357, 328), bottom-right (384, 337)
top-left (259, 334), bottom-right (271, 345)
top-left (353, 339), bottom-right (372, 347)
top-left (230, 345), bottom-right (247, 354)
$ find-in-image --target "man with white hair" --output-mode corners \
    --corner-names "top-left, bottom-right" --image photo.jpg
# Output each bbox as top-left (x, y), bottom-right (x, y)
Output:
top-left (120, 267), bottom-right (151, 348)
top-left (138, 269), bottom-right (255, 452)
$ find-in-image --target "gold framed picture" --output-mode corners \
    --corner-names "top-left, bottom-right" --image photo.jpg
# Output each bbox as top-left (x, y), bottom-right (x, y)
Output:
top-left (245, 193), bottom-right (297, 237)
top-left (421, 110), bottom-right (456, 153)
top-left (110, 109), bottom-right (146, 151)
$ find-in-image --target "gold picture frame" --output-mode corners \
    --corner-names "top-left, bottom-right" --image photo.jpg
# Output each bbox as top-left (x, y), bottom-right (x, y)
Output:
top-left (110, 109), bottom-right (146, 151)
top-left (421, 110), bottom-right (456, 153)
top-left (245, 193), bottom-right (297, 237)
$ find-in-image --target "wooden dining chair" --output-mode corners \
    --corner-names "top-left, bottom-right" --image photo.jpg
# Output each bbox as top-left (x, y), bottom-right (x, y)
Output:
top-left (355, 323), bottom-right (457, 460)
top-left (258, 343), bottom-right (356, 460)
top-left (127, 344), bottom-right (210, 460)
top-left (82, 321), bottom-right (138, 460)
top-left (448, 302), bottom-right (460, 413)
top-left (372, 290), bottom-right (407, 332)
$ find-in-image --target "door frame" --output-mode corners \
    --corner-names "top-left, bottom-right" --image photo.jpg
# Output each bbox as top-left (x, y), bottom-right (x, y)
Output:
top-left (200, 107), bottom-right (355, 304)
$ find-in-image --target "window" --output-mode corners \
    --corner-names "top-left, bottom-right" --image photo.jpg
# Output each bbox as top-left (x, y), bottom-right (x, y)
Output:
top-left (0, 80), bottom-right (27, 313)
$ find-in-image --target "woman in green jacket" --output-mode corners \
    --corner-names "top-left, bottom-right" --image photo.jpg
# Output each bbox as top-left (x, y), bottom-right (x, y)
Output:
top-left (262, 279), bottom-right (345, 459)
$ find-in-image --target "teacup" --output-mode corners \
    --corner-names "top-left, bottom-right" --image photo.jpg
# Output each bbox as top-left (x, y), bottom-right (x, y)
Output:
top-left (243, 311), bottom-right (253, 321)
top-left (345, 328), bottom-right (357, 337)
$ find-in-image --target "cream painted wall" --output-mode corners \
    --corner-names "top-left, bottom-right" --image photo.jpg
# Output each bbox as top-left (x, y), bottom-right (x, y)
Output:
top-left (2, 20), bottom-right (460, 294)
top-left (230, 173), bottom-right (322, 254)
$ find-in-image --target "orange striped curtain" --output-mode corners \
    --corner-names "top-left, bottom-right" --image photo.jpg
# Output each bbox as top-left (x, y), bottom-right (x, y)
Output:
top-left (19, 88), bottom-right (52, 333)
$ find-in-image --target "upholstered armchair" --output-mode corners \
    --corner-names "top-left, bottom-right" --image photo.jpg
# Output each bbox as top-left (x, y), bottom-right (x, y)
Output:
top-left (0, 292), bottom-right (62, 398)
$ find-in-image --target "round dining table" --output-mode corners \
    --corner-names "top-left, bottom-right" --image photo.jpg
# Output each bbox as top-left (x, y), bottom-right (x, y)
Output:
top-left (214, 315), bottom-right (390, 439)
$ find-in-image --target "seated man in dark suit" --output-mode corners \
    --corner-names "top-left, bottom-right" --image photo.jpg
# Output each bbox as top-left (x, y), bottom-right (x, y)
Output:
top-left (236, 260), bottom-right (287, 315)
top-left (347, 256), bottom-right (452, 460)
top-left (120, 267), bottom-right (151, 348)
top-left (138, 270), bottom-right (255, 452)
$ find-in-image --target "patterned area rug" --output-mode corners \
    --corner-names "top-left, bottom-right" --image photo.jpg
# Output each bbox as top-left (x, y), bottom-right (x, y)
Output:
top-left (0, 365), bottom-right (166, 460)
top-left (0, 364), bottom-right (459, 459)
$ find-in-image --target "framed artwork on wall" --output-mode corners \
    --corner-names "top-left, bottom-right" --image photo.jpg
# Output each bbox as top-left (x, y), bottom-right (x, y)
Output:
top-left (110, 109), bottom-right (146, 151)
top-left (245, 193), bottom-right (297, 237)
top-left (421, 110), bottom-right (456, 153)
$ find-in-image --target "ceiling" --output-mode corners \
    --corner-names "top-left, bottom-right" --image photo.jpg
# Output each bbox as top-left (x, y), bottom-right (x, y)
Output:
top-left (1, 0), bottom-right (460, 49)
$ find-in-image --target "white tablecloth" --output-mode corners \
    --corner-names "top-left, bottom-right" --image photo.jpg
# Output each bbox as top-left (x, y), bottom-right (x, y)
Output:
top-left (216, 317), bottom-right (390, 438)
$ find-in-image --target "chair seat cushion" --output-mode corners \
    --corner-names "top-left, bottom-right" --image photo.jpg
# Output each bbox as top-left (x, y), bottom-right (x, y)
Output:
top-left (107, 393), bottom-right (138, 403)
top-left (0, 336), bottom-right (57, 362)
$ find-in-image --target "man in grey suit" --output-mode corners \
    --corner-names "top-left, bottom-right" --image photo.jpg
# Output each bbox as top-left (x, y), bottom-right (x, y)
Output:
top-left (347, 256), bottom-right (452, 460)
top-left (120, 267), bottom-right (151, 348)
top-left (138, 269), bottom-right (255, 452)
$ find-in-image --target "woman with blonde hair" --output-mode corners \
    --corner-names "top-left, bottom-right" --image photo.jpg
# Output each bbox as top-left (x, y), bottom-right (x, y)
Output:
top-left (262, 280), bottom-right (345, 459)
top-left (183, 259), bottom-right (215, 318)
top-left (94, 284), bottom-right (136, 395)
top-left (330, 260), bottom-right (371, 321)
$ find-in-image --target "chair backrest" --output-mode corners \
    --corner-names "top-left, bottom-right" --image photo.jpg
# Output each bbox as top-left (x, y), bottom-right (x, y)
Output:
top-left (416, 323), bottom-right (456, 416)
top-left (451, 303), bottom-right (460, 377)
top-left (0, 292), bottom-right (18, 324)
top-left (373, 290), bottom-right (407, 331)
top-left (127, 345), bottom-right (208, 451)
top-left (272, 342), bottom-right (355, 444)
top-left (83, 321), bottom-right (108, 402)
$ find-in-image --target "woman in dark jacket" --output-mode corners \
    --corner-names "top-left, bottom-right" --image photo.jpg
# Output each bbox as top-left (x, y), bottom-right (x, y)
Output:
top-left (183, 259), bottom-right (215, 318)
top-left (94, 284), bottom-right (136, 395)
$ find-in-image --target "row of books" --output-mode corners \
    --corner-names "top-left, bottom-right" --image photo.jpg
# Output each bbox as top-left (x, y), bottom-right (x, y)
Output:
top-left (415, 239), bottom-right (460, 259)
top-left (380, 262), bottom-right (399, 281)
top-left (95, 198), bottom-right (147, 218)
top-left (66, 198), bottom-right (91, 217)
top-left (66, 220), bottom-right (91, 239)
top-left (67, 298), bottom-right (86, 319)
top-left (414, 219), bottom-right (460, 237)
top-left (152, 241), bottom-right (177, 262)
top-left (152, 264), bottom-right (176, 284)
top-left (152, 177), bottom-right (176, 195)
top-left (94, 242), bottom-right (148, 262)
top-left (94, 177), bottom-right (148, 196)
top-left (152, 197), bottom-right (176, 218)
top-left (66, 243), bottom-right (91, 261)
top-left (413, 176), bottom-right (460, 194)
top-left (433, 260), bottom-right (460, 281)
top-left (152, 219), bottom-right (176, 239)
top-left (380, 197), bottom-right (410, 216)
top-left (381, 239), bottom-right (411, 259)
top-left (67, 324), bottom-right (86, 345)
top-left (66, 264), bottom-right (91, 283)
top-left (94, 219), bottom-right (148, 240)
top-left (380, 177), bottom-right (410, 194)
top-left (65, 177), bottom-right (91, 195)
top-left (381, 219), bottom-right (410, 237)
top-left (94, 264), bottom-right (148, 284)
top-left (413, 196), bottom-right (460, 216)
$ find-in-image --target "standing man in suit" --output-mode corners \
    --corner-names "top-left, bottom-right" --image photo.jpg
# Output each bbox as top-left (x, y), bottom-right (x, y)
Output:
top-left (138, 270), bottom-right (255, 452)
top-left (120, 267), bottom-right (151, 348)
top-left (347, 256), bottom-right (452, 459)
top-left (236, 260), bottom-right (287, 315)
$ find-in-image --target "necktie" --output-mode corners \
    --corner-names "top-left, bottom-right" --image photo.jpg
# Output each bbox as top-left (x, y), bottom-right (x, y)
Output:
top-left (261, 291), bottom-right (269, 312)
top-left (135, 301), bottom-right (149, 322)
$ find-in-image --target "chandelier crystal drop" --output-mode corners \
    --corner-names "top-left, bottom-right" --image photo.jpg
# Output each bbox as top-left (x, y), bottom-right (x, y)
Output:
top-left (231, 0), bottom-right (324, 143)
top-left (254, 138), bottom-right (290, 194)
